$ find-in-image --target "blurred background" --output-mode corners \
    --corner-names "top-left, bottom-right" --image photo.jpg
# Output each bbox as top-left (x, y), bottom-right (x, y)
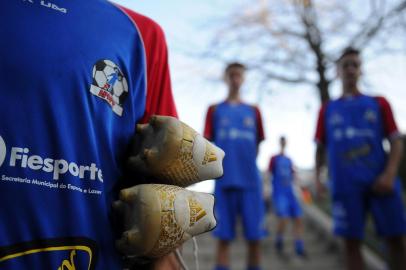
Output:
top-left (114, 0), bottom-right (406, 192)
top-left (113, 1), bottom-right (406, 269)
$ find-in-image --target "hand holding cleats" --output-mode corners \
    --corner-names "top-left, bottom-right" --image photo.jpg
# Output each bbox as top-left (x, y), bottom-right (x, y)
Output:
top-left (128, 115), bottom-right (225, 187)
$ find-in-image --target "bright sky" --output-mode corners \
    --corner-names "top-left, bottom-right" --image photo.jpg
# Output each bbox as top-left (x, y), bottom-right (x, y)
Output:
top-left (113, 0), bottom-right (406, 192)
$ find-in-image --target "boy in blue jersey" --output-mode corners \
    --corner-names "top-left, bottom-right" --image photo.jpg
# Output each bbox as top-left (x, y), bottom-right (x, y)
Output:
top-left (0, 1), bottom-right (208, 269)
top-left (204, 62), bottom-right (266, 270)
top-left (315, 47), bottom-right (406, 270)
top-left (268, 136), bottom-right (306, 258)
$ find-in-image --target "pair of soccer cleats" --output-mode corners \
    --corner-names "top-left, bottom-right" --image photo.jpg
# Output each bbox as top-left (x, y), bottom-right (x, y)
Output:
top-left (113, 116), bottom-right (225, 260)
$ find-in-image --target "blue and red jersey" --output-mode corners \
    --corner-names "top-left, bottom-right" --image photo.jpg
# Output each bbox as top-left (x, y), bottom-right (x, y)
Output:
top-left (315, 94), bottom-right (399, 193)
top-left (269, 154), bottom-right (295, 195)
top-left (204, 101), bottom-right (264, 189)
top-left (0, 1), bottom-right (176, 269)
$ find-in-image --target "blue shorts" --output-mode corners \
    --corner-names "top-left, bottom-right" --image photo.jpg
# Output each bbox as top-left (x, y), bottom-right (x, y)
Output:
top-left (213, 187), bottom-right (266, 241)
top-left (332, 179), bottom-right (406, 239)
top-left (273, 191), bottom-right (303, 218)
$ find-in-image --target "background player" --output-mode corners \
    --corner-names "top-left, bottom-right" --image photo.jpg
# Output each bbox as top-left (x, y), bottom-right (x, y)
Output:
top-left (204, 62), bottom-right (266, 270)
top-left (315, 47), bottom-right (406, 270)
top-left (268, 136), bottom-right (307, 259)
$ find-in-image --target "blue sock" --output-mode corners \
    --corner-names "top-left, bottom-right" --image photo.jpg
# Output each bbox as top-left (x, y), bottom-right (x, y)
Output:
top-left (247, 266), bottom-right (261, 270)
top-left (295, 239), bottom-right (304, 255)
top-left (275, 234), bottom-right (283, 251)
top-left (214, 266), bottom-right (229, 270)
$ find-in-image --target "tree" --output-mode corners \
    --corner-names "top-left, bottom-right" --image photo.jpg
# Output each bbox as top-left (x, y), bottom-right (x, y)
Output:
top-left (204, 0), bottom-right (406, 103)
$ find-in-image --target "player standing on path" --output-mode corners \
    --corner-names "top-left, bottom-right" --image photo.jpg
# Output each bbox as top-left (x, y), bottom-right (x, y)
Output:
top-left (204, 62), bottom-right (266, 270)
top-left (315, 47), bottom-right (406, 270)
top-left (268, 136), bottom-right (307, 259)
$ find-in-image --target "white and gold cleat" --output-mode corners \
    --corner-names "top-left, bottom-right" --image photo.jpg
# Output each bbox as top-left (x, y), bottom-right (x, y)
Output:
top-left (114, 184), bottom-right (216, 258)
top-left (128, 115), bottom-right (225, 187)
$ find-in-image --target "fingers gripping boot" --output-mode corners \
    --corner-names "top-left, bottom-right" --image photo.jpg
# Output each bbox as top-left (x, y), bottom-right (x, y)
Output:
top-left (115, 184), bottom-right (216, 258)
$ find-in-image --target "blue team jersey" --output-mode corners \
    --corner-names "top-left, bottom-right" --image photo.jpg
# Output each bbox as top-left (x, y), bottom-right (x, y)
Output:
top-left (269, 154), bottom-right (294, 195)
top-left (204, 102), bottom-right (264, 189)
top-left (322, 95), bottom-right (389, 193)
top-left (0, 1), bottom-right (177, 269)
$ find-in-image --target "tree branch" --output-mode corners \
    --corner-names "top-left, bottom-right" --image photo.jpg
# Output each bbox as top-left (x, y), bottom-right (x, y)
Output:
top-left (350, 0), bottom-right (406, 48)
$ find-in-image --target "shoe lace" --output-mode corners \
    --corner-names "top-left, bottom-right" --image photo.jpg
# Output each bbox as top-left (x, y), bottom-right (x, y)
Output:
top-left (175, 237), bottom-right (200, 270)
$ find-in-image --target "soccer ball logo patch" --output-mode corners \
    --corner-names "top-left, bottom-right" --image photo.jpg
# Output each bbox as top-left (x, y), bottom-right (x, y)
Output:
top-left (90, 59), bottom-right (129, 116)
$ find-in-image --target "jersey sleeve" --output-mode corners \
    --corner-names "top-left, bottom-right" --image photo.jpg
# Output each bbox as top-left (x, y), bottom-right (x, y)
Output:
top-left (268, 156), bottom-right (276, 173)
top-left (254, 106), bottom-right (265, 144)
top-left (119, 7), bottom-right (178, 123)
top-left (203, 105), bottom-right (216, 140)
top-left (375, 96), bottom-right (400, 140)
top-left (314, 103), bottom-right (327, 145)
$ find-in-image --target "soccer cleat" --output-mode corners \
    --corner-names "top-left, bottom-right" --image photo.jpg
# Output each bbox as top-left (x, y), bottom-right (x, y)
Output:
top-left (114, 184), bottom-right (216, 258)
top-left (128, 115), bottom-right (225, 187)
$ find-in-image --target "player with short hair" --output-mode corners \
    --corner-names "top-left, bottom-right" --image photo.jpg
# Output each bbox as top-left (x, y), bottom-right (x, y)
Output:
top-left (204, 62), bottom-right (266, 270)
top-left (268, 136), bottom-right (306, 259)
top-left (315, 47), bottom-right (406, 270)
top-left (0, 2), bottom-right (220, 269)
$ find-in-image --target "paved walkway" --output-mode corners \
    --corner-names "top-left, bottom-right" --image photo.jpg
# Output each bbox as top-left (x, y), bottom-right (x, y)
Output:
top-left (182, 213), bottom-right (345, 270)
